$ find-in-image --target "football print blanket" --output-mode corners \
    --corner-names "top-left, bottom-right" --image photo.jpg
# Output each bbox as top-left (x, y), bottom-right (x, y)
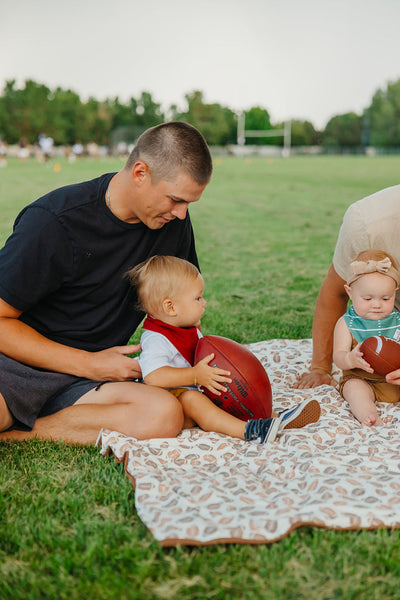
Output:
top-left (99, 339), bottom-right (400, 546)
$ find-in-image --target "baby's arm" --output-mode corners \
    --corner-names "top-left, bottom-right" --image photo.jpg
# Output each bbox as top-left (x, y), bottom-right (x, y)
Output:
top-left (145, 353), bottom-right (232, 396)
top-left (333, 316), bottom-right (373, 373)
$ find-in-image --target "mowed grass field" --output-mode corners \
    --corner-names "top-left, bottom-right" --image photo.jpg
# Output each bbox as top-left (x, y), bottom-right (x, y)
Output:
top-left (1, 155), bottom-right (400, 600)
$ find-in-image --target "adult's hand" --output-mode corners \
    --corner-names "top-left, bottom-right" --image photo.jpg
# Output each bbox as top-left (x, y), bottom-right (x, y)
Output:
top-left (294, 370), bottom-right (337, 389)
top-left (87, 345), bottom-right (142, 381)
top-left (0, 297), bottom-right (143, 381)
top-left (385, 369), bottom-right (400, 386)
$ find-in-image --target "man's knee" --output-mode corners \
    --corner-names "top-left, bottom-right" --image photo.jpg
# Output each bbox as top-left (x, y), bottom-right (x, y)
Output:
top-left (0, 393), bottom-right (14, 432)
top-left (155, 392), bottom-right (184, 437)
top-left (122, 390), bottom-right (184, 439)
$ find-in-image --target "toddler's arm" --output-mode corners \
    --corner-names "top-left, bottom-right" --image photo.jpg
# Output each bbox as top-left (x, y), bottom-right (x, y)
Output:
top-left (333, 316), bottom-right (373, 373)
top-left (145, 353), bottom-right (231, 396)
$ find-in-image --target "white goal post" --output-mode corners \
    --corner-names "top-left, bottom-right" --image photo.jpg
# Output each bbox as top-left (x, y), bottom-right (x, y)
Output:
top-left (237, 111), bottom-right (291, 157)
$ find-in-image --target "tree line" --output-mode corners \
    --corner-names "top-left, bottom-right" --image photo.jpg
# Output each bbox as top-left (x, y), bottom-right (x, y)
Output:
top-left (0, 78), bottom-right (399, 149)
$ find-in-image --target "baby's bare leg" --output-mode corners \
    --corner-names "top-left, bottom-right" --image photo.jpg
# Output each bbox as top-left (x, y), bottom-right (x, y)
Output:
top-left (179, 389), bottom-right (246, 439)
top-left (342, 378), bottom-right (383, 426)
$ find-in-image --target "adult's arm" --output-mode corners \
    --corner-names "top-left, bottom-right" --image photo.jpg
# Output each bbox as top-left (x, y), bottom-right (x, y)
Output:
top-left (294, 264), bottom-right (348, 389)
top-left (0, 298), bottom-right (141, 381)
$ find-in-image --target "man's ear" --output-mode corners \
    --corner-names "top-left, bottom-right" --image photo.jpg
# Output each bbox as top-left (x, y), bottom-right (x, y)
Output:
top-left (131, 161), bottom-right (150, 186)
top-left (162, 298), bottom-right (177, 316)
top-left (344, 284), bottom-right (352, 299)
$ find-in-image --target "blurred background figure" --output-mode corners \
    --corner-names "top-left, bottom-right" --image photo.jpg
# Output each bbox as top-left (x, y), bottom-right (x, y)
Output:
top-left (38, 133), bottom-right (54, 162)
top-left (17, 138), bottom-right (30, 161)
top-left (0, 137), bottom-right (7, 167)
top-left (87, 141), bottom-right (100, 159)
top-left (72, 140), bottom-right (84, 159)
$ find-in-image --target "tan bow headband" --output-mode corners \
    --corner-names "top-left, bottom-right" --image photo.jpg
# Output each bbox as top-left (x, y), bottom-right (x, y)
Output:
top-left (347, 257), bottom-right (400, 286)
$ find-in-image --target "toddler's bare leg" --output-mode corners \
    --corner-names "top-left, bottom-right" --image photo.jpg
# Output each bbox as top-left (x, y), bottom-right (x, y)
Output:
top-left (342, 378), bottom-right (383, 426)
top-left (179, 389), bottom-right (246, 439)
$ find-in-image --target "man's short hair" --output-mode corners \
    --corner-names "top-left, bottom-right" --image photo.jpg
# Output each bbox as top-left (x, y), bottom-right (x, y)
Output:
top-left (125, 121), bottom-right (212, 185)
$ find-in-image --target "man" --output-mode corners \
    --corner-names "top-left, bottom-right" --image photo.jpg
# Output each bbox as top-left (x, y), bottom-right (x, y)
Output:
top-left (296, 184), bottom-right (400, 389)
top-left (0, 121), bottom-right (212, 444)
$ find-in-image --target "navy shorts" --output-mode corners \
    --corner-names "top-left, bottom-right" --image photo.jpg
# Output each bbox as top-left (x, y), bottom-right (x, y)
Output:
top-left (0, 353), bottom-right (103, 431)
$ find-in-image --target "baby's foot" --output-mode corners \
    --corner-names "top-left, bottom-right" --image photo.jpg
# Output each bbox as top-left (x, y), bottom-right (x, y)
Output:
top-left (361, 414), bottom-right (383, 427)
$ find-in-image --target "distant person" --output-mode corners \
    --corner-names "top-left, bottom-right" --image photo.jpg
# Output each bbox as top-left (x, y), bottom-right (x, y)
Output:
top-left (72, 141), bottom-right (84, 158)
top-left (295, 184), bottom-right (400, 390)
top-left (38, 134), bottom-right (54, 161)
top-left (17, 138), bottom-right (30, 160)
top-left (129, 255), bottom-right (321, 443)
top-left (87, 141), bottom-right (100, 159)
top-left (0, 122), bottom-right (212, 445)
top-left (333, 250), bottom-right (400, 426)
top-left (0, 137), bottom-right (7, 167)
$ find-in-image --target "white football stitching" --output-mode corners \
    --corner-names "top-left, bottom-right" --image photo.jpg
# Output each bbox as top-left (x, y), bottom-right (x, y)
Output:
top-left (375, 336), bottom-right (383, 354)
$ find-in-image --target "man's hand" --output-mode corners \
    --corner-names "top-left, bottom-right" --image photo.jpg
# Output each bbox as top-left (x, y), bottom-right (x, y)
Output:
top-left (294, 370), bottom-right (337, 389)
top-left (87, 345), bottom-right (142, 381)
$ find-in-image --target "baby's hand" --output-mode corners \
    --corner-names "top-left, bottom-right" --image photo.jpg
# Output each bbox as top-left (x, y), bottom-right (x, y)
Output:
top-left (348, 343), bottom-right (374, 373)
top-left (194, 353), bottom-right (232, 395)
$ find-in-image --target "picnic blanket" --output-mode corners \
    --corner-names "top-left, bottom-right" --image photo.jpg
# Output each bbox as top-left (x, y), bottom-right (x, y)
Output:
top-left (99, 339), bottom-right (400, 546)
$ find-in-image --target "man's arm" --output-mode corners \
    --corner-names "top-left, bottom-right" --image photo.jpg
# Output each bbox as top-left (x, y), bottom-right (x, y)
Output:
top-left (0, 298), bottom-right (141, 380)
top-left (294, 264), bottom-right (348, 389)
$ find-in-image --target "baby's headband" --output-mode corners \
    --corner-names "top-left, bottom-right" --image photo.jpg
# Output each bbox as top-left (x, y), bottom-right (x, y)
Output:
top-left (347, 256), bottom-right (400, 286)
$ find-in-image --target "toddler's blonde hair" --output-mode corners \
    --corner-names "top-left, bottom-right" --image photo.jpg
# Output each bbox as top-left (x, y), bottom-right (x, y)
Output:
top-left (127, 255), bottom-right (200, 316)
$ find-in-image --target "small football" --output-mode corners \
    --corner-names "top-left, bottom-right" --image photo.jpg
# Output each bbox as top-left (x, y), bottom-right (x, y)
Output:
top-left (359, 335), bottom-right (400, 376)
top-left (194, 334), bottom-right (272, 420)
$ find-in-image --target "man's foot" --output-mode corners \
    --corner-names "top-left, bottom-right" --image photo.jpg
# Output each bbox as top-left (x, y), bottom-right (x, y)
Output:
top-left (277, 399), bottom-right (321, 432)
top-left (245, 417), bottom-right (280, 444)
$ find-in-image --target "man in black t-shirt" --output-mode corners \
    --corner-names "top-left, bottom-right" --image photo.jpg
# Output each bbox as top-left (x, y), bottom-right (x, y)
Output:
top-left (0, 122), bottom-right (213, 444)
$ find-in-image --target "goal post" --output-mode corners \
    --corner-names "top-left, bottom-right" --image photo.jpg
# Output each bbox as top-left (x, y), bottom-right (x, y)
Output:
top-left (237, 111), bottom-right (291, 157)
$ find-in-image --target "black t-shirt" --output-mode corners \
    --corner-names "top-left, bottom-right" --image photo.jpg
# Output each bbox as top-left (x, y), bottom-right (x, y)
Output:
top-left (0, 173), bottom-right (198, 351)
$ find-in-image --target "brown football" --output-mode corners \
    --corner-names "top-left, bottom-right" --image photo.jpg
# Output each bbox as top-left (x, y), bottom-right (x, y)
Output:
top-left (360, 335), bottom-right (400, 376)
top-left (194, 334), bottom-right (272, 420)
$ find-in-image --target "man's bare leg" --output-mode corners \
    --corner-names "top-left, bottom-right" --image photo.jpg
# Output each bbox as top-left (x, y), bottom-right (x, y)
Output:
top-left (0, 384), bottom-right (184, 445)
top-left (0, 394), bottom-right (13, 431)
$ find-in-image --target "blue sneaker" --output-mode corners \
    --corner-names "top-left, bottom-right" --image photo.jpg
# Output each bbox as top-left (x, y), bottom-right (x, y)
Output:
top-left (277, 399), bottom-right (321, 432)
top-left (245, 417), bottom-right (280, 444)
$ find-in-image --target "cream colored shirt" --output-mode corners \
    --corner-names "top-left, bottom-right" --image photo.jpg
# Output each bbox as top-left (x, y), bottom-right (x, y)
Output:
top-left (333, 184), bottom-right (400, 310)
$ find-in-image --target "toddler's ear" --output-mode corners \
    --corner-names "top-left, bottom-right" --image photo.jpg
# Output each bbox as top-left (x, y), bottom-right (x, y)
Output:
top-left (344, 284), bottom-right (352, 299)
top-left (162, 298), bottom-right (177, 316)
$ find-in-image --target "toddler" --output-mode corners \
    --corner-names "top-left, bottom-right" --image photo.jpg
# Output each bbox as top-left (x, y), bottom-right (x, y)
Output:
top-left (128, 255), bottom-right (320, 443)
top-left (333, 249), bottom-right (400, 426)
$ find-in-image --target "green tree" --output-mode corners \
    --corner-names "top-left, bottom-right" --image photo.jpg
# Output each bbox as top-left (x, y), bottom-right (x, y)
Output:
top-left (289, 119), bottom-right (320, 146)
top-left (135, 92), bottom-right (164, 128)
top-left (243, 106), bottom-right (289, 146)
top-left (244, 106), bottom-right (271, 131)
top-left (322, 112), bottom-right (362, 149)
top-left (0, 79), bottom-right (52, 143)
top-left (83, 98), bottom-right (113, 146)
top-left (176, 91), bottom-right (236, 145)
top-left (368, 79), bottom-right (400, 147)
top-left (50, 87), bottom-right (86, 144)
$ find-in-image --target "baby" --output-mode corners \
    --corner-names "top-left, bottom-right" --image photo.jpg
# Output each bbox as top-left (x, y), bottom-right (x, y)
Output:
top-left (333, 249), bottom-right (400, 426)
top-left (128, 255), bottom-right (320, 443)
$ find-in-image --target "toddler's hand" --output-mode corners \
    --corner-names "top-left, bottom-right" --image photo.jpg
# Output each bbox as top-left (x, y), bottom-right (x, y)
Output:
top-left (348, 343), bottom-right (374, 373)
top-left (194, 353), bottom-right (232, 395)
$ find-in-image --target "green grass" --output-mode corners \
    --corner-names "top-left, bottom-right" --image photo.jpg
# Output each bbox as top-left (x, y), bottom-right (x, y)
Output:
top-left (1, 155), bottom-right (400, 599)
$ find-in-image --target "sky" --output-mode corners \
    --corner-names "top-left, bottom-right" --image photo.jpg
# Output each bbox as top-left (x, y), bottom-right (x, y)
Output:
top-left (2, 0), bottom-right (400, 130)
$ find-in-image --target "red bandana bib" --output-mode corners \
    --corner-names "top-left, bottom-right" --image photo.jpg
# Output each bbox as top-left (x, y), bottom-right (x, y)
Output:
top-left (142, 316), bottom-right (199, 365)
